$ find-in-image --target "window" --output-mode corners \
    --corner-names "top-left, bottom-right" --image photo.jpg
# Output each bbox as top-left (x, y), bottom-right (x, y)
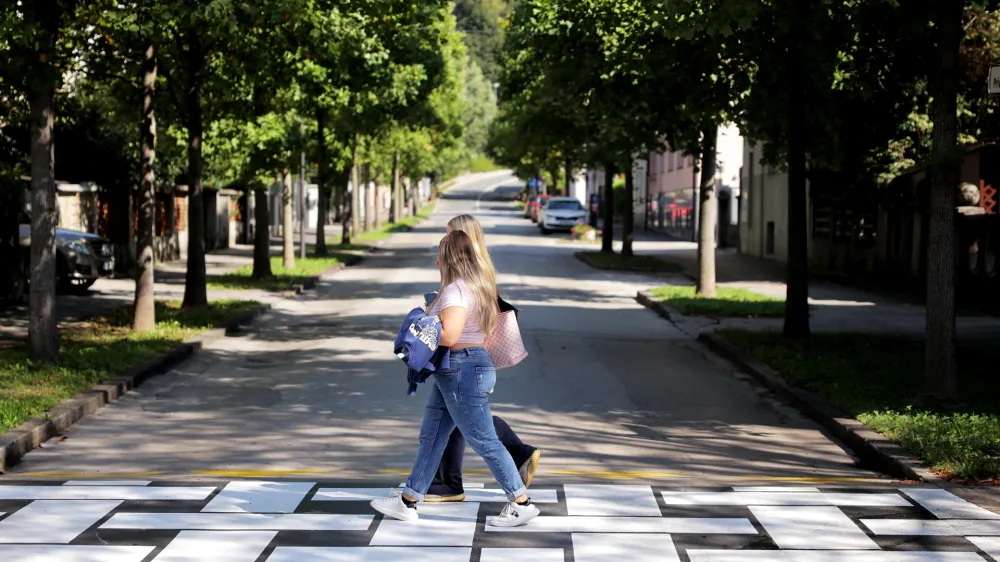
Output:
top-left (667, 152), bottom-right (674, 172)
top-left (686, 156), bottom-right (693, 168)
top-left (766, 221), bottom-right (775, 254)
top-left (546, 199), bottom-right (584, 211)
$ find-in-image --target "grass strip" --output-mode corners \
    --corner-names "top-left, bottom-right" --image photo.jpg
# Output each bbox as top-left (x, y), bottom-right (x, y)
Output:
top-left (717, 329), bottom-right (1000, 480)
top-left (356, 203), bottom-right (436, 243)
top-left (649, 285), bottom-right (784, 318)
top-left (207, 254), bottom-right (352, 292)
top-left (0, 300), bottom-right (261, 434)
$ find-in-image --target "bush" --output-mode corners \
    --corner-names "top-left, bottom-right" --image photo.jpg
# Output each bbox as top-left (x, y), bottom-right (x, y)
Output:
top-left (571, 224), bottom-right (600, 240)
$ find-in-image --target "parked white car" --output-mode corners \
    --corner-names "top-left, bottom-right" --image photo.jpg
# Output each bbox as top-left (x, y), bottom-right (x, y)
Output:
top-left (537, 196), bottom-right (586, 234)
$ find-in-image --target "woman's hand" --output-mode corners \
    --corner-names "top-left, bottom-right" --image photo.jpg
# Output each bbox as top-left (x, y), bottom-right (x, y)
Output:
top-left (438, 306), bottom-right (468, 347)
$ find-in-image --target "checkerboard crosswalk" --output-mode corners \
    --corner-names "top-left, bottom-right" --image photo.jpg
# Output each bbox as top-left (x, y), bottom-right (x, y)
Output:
top-left (0, 481), bottom-right (997, 560)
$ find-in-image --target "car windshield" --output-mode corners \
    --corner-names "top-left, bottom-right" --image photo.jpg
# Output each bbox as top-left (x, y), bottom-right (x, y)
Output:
top-left (546, 200), bottom-right (583, 211)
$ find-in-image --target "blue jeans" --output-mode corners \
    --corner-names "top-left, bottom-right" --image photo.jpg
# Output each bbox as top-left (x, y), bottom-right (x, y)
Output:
top-left (429, 416), bottom-right (536, 496)
top-left (403, 347), bottom-right (527, 501)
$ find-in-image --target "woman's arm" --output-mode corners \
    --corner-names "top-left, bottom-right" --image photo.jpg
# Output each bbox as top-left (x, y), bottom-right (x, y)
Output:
top-left (438, 306), bottom-right (468, 347)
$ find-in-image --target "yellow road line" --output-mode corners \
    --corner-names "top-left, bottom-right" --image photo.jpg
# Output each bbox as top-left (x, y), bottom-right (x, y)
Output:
top-left (548, 469), bottom-right (686, 479)
top-left (730, 475), bottom-right (892, 484)
top-left (7, 469), bottom-right (894, 484)
top-left (378, 468), bottom-right (492, 476)
top-left (11, 471), bottom-right (164, 478)
top-left (193, 469), bottom-right (332, 478)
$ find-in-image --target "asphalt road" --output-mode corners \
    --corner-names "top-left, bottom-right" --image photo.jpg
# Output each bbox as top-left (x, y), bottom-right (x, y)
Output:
top-left (7, 171), bottom-right (883, 488)
top-left (6, 172), bottom-right (1000, 561)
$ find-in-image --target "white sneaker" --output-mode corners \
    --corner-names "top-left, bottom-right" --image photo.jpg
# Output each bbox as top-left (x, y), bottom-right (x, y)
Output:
top-left (487, 500), bottom-right (540, 527)
top-left (370, 490), bottom-right (419, 522)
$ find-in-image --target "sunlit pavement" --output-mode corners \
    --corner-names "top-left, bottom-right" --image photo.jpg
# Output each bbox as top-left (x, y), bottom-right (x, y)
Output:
top-left (3, 172), bottom-right (999, 559)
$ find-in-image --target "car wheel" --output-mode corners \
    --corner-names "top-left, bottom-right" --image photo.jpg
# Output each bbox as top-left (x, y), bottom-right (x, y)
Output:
top-left (540, 224), bottom-right (550, 235)
top-left (67, 278), bottom-right (97, 294)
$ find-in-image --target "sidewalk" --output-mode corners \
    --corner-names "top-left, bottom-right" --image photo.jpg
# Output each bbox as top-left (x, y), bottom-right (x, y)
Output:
top-left (627, 237), bottom-right (1000, 362)
top-left (0, 240), bottom-right (301, 342)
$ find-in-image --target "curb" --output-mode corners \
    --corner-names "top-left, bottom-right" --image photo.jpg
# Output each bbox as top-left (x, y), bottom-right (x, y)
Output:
top-left (0, 303), bottom-right (271, 473)
top-left (632, 290), bottom-right (955, 487)
top-left (290, 254), bottom-right (364, 295)
top-left (575, 251), bottom-right (685, 275)
top-left (574, 252), bottom-right (609, 270)
top-left (695, 331), bottom-right (949, 486)
top-left (635, 290), bottom-right (684, 323)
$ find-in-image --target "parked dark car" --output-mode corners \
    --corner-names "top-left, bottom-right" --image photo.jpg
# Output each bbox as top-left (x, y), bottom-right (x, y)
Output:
top-left (19, 223), bottom-right (115, 293)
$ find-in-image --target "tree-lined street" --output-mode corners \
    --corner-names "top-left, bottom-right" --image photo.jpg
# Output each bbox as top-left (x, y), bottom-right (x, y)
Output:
top-left (4, 0), bottom-right (1000, 559)
top-left (8, 173), bottom-right (869, 483)
top-left (4, 173), bottom-right (999, 560)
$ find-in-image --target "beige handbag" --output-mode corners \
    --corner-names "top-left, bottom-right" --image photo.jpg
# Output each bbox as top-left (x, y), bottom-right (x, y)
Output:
top-left (486, 296), bottom-right (528, 370)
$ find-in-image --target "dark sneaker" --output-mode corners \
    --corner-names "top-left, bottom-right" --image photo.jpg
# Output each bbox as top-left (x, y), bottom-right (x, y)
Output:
top-left (519, 449), bottom-right (541, 488)
top-left (488, 500), bottom-right (540, 527)
top-left (370, 490), bottom-right (418, 522)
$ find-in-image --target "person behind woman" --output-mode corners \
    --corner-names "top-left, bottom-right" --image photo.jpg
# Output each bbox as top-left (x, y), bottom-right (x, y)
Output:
top-left (423, 214), bottom-right (540, 503)
top-left (371, 230), bottom-right (539, 527)
top-left (447, 214), bottom-right (497, 289)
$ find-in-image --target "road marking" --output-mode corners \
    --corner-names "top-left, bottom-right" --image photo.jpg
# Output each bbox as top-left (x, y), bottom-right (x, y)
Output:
top-left (11, 469), bottom-right (895, 483)
top-left (384, 468), bottom-right (886, 481)
top-left (194, 469), bottom-right (331, 478)
top-left (12, 471), bottom-right (164, 479)
top-left (549, 469), bottom-right (685, 479)
top-left (730, 475), bottom-right (894, 484)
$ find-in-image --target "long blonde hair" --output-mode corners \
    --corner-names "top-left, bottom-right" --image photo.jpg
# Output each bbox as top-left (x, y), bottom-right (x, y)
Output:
top-left (447, 214), bottom-right (497, 293)
top-left (431, 230), bottom-right (498, 337)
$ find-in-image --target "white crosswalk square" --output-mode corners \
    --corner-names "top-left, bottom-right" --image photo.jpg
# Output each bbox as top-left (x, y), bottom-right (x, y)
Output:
top-left (0, 481), bottom-right (994, 561)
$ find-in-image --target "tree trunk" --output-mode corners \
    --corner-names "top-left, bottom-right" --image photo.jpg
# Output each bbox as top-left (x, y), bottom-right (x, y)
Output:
top-left (373, 177), bottom-right (381, 229)
top-left (783, 32), bottom-right (811, 337)
top-left (333, 169), bottom-right (343, 224)
top-left (697, 128), bottom-right (719, 297)
top-left (601, 163), bottom-right (615, 254)
top-left (133, 43), bottom-right (157, 332)
top-left (564, 160), bottom-right (573, 195)
top-left (28, 82), bottom-right (59, 361)
top-left (364, 164), bottom-right (373, 232)
top-left (410, 177), bottom-right (419, 216)
top-left (182, 49), bottom-right (208, 309)
top-left (622, 159), bottom-right (635, 259)
top-left (252, 185), bottom-right (272, 278)
top-left (924, 0), bottom-right (964, 396)
top-left (282, 168), bottom-right (294, 269)
top-left (315, 111), bottom-right (328, 256)
top-left (391, 150), bottom-right (401, 224)
top-left (299, 151), bottom-right (306, 260)
top-left (347, 148), bottom-right (359, 244)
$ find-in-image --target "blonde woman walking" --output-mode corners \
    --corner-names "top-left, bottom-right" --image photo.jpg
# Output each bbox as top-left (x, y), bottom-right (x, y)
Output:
top-left (422, 214), bottom-right (540, 503)
top-left (371, 230), bottom-right (539, 527)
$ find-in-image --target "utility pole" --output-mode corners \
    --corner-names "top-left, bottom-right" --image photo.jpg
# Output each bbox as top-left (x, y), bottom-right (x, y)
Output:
top-left (299, 150), bottom-right (306, 260)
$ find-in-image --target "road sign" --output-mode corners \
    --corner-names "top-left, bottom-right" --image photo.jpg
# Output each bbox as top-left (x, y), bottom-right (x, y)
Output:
top-left (990, 65), bottom-right (1000, 96)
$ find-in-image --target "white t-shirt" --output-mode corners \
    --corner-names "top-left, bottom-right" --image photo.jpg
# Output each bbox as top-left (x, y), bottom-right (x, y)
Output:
top-left (428, 278), bottom-right (485, 344)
